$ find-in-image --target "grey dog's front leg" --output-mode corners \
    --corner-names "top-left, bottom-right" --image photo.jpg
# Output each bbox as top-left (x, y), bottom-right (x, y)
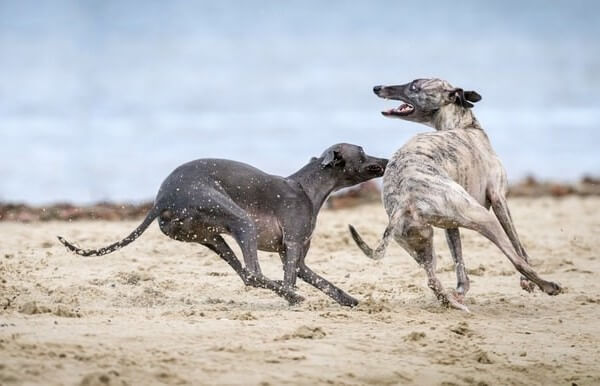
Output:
top-left (298, 264), bottom-right (358, 307)
top-left (281, 242), bottom-right (303, 289)
top-left (204, 235), bottom-right (304, 305)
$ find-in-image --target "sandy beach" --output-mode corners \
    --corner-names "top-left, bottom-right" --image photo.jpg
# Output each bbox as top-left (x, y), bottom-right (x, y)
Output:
top-left (1, 196), bottom-right (599, 385)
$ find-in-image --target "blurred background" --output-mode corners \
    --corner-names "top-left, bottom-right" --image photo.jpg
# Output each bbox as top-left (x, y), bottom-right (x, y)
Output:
top-left (1, 0), bottom-right (598, 204)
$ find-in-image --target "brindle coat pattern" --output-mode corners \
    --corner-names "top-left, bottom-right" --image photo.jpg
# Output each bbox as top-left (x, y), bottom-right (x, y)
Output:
top-left (350, 78), bottom-right (561, 311)
top-left (59, 143), bottom-right (388, 306)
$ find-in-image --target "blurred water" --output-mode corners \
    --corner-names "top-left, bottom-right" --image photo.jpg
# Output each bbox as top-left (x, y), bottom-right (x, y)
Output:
top-left (1, 0), bottom-right (599, 204)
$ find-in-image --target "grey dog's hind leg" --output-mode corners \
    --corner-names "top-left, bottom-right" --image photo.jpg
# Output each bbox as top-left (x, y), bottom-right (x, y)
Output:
top-left (490, 194), bottom-right (535, 292)
top-left (203, 235), bottom-right (304, 305)
top-left (192, 195), bottom-right (304, 305)
top-left (199, 192), bottom-right (265, 276)
top-left (202, 235), bottom-right (249, 283)
top-left (445, 228), bottom-right (470, 299)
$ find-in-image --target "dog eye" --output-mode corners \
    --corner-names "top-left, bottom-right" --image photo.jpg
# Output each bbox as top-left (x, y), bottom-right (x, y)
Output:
top-left (410, 83), bottom-right (418, 92)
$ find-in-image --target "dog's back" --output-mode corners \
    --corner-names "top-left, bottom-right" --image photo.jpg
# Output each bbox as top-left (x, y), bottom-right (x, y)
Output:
top-left (384, 128), bottom-right (504, 209)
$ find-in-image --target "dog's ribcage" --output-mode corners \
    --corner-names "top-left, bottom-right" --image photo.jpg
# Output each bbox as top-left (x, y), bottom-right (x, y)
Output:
top-left (383, 128), bottom-right (507, 213)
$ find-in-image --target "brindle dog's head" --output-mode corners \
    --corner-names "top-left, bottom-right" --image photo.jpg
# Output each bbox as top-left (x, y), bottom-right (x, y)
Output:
top-left (373, 78), bottom-right (481, 127)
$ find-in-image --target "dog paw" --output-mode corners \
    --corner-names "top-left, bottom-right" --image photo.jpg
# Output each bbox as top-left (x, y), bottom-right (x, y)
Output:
top-left (542, 281), bottom-right (562, 296)
top-left (339, 296), bottom-right (359, 308)
top-left (520, 278), bottom-right (536, 293)
top-left (450, 289), bottom-right (466, 303)
top-left (286, 293), bottom-right (305, 305)
top-left (446, 292), bottom-right (470, 313)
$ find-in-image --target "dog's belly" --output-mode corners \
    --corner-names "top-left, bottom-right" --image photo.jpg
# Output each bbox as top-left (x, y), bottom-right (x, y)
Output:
top-left (158, 209), bottom-right (284, 252)
top-left (158, 212), bottom-right (228, 243)
top-left (252, 214), bottom-right (284, 252)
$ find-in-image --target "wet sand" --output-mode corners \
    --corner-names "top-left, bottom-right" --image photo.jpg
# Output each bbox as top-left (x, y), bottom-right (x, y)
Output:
top-left (1, 197), bottom-right (599, 385)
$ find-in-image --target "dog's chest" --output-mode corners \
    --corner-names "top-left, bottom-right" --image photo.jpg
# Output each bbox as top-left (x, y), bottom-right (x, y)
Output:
top-left (248, 212), bottom-right (284, 252)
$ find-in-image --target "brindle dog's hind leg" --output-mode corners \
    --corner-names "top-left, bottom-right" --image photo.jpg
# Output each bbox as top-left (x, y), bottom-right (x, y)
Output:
top-left (488, 192), bottom-right (536, 292)
top-left (445, 228), bottom-right (470, 300)
top-left (399, 223), bottom-right (470, 312)
top-left (420, 180), bottom-right (561, 296)
top-left (452, 199), bottom-right (561, 295)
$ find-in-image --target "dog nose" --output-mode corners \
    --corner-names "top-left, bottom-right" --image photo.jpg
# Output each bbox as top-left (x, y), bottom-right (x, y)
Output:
top-left (373, 85), bottom-right (382, 94)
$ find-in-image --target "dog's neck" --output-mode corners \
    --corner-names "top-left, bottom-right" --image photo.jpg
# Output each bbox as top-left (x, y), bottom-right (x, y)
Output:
top-left (288, 161), bottom-right (339, 214)
top-left (432, 104), bottom-right (482, 131)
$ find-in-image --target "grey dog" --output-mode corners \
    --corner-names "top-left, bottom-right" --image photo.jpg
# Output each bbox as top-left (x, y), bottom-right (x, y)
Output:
top-left (58, 143), bottom-right (387, 306)
top-left (349, 78), bottom-right (561, 312)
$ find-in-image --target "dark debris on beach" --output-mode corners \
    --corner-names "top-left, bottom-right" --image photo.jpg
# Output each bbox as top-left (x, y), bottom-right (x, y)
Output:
top-left (0, 201), bottom-right (154, 222)
top-left (1, 177), bottom-right (599, 222)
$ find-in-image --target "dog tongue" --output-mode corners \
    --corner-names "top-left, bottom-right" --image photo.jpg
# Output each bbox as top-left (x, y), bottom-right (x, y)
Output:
top-left (382, 103), bottom-right (413, 116)
top-left (398, 103), bottom-right (412, 112)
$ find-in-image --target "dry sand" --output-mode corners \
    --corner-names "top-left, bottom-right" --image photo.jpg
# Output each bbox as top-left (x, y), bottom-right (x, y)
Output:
top-left (1, 197), bottom-right (599, 385)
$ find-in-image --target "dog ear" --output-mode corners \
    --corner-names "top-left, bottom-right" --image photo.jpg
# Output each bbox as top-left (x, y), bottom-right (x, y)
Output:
top-left (464, 90), bottom-right (482, 103)
top-left (321, 150), bottom-right (345, 168)
top-left (450, 88), bottom-right (474, 108)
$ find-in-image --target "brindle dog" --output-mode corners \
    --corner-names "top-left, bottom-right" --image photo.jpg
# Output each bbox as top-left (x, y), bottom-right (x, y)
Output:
top-left (350, 78), bottom-right (561, 312)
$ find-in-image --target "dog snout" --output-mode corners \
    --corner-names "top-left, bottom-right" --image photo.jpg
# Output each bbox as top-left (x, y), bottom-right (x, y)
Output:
top-left (373, 85), bottom-right (383, 95)
top-left (378, 158), bottom-right (389, 175)
top-left (365, 158), bottom-right (387, 176)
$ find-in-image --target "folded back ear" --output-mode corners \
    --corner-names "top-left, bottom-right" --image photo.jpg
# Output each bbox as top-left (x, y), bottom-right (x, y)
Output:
top-left (451, 88), bottom-right (474, 108)
top-left (321, 150), bottom-right (345, 168)
top-left (464, 90), bottom-right (482, 103)
top-left (450, 88), bottom-right (474, 108)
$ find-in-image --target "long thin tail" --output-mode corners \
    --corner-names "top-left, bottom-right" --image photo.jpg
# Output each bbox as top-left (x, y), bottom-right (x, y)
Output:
top-left (57, 206), bottom-right (160, 256)
top-left (348, 223), bottom-right (393, 260)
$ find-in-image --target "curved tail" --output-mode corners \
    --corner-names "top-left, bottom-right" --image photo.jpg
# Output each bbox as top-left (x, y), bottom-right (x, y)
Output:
top-left (57, 206), bottom-right (160, 256)
top-left (348, 223), bottom-right (393, 260)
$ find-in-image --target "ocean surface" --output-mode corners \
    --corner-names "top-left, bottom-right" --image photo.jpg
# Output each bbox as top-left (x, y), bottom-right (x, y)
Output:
top-left (1, 0), bottom-right (599, 204)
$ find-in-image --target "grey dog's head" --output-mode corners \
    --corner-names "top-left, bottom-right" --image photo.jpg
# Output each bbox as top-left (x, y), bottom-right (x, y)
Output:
top-left (373, 78), bottom-right (481, 126)
top-left (315, 143), bottom-right (388, 189)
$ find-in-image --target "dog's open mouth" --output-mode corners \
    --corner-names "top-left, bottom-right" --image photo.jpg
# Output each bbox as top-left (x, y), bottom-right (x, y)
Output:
top-left (382, 103), bottom-right (414, 117)
top-left (366, 164), bottom-right (384, 174)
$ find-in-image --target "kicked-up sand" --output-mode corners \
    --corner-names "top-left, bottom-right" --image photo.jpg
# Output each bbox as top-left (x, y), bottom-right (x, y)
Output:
top-left (1, 197), bottom-right (599, 385)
